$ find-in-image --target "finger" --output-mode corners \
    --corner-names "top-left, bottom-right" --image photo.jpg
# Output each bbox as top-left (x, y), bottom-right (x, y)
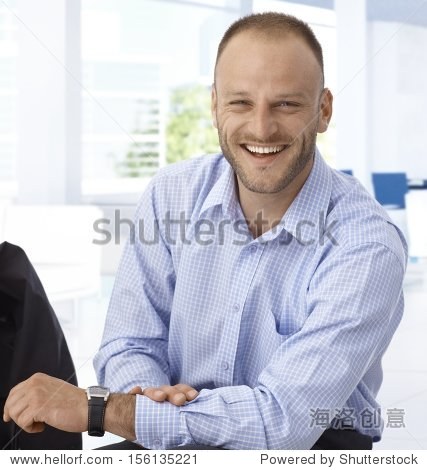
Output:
top-left (128, 386), bottom-right (144, 395)
top-left (3, 409), bottom-right (10, 422)
top-left (4, 392), bottom-right (28, 423)
top-left (4, 388), bottom-right (26, 408)
top-left (3, 400), bottom-right (11, 422)
top-left (174, 384), bottom-right (199, 401)
top-left (17, 409), bottom-right (45, 434)
top-left (28, 422), bottom-right (46, 433)
top-left (169, 392), bottom-right (187, 406)
top-left (142, 387), bottom-right (167, 402)
top-left (6, 403), bottom-right (32, 432)
top-left (158, 385), bottom-right (188, 406)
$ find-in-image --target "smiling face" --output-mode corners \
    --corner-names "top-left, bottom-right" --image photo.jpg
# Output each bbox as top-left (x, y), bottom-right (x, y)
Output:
top-left (212, 30), bottom-right (332, 196)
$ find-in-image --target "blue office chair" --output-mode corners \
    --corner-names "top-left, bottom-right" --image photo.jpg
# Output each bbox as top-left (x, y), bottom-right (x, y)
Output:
top-left (372, 172), bottom-right (408, 209)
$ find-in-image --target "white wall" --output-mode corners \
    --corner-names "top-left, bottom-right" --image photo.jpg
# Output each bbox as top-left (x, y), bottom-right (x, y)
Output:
top-left (370, 21), bottom-right (427, 178)
top-left (335, 0), bottom-right (370, 188)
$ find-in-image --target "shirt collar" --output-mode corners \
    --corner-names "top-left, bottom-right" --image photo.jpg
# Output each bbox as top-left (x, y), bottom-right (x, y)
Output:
top-left (199, 157), bottom-right (238, 219)
top-left (258, 148), bottom-right (332, 243)
top-left (198, 149), bottom-right (332, 243)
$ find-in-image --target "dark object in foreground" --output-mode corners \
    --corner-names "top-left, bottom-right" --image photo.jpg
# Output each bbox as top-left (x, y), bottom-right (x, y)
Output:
top-left (0, 241), bottom-right (82, 450)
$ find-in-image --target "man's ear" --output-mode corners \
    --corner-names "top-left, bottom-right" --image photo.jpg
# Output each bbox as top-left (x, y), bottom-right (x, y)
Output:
top-left (211, 84), bottom-right (218, 129)
top-left (317, 88), bottom-right (333, 133)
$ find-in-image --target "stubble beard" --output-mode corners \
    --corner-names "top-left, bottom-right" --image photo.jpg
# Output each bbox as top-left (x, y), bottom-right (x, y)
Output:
top-left (217, 123), bottom-right (318, 194)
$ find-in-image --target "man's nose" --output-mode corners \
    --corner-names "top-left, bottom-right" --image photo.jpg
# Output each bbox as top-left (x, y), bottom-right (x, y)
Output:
top-left (248, 104), bottom-right (279, 141)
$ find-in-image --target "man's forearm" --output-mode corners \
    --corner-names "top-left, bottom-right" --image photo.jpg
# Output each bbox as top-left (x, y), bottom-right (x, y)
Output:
top-left (104, 394), bottom-right (137, 442)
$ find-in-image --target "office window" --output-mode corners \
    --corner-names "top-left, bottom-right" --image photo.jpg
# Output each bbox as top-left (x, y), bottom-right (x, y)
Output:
top-left (0, 0), bottom-right (17, 199)
top-left (81, 0), bottom-right (237, 202)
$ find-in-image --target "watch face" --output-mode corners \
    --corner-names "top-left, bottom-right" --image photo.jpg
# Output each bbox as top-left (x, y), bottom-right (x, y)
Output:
top-left (87, 386), bottom-right (110, 399)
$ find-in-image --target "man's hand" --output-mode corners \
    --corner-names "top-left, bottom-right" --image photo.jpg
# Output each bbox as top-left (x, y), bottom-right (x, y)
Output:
top-left (4, 373), bottom-right (137, 441)
top-left (128, 384), bottom-right (198, 406)
top-left (3, 373), bottom-right (87, 434)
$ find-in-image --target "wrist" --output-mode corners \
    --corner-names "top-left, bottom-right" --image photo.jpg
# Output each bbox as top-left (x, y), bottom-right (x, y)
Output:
top-left (104, 393), bottom-right (136, 442)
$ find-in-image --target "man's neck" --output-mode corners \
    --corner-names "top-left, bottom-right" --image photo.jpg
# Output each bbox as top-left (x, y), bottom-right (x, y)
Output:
top-left (237, 160), bottom-right (314, 239)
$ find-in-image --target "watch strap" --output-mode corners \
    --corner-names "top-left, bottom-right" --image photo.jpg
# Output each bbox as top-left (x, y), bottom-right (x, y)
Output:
top-left (88, 396), bottom-right (107, 437)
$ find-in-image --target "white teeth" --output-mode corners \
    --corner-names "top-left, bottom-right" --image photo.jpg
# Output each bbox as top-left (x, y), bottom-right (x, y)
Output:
top-left (245, 145), bottom-right (286, 154)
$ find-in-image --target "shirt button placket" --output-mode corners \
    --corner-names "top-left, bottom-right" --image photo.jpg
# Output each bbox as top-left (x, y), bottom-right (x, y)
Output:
top-left (217, 303), bottom-right (240, 383)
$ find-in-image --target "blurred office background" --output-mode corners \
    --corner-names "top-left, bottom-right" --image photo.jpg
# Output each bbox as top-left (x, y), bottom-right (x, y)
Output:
top-left (0, 0), bottom-right (426, 449)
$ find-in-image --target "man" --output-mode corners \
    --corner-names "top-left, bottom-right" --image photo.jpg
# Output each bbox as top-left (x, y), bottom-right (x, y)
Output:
top-left (3, 12), bottom-right (406, 450)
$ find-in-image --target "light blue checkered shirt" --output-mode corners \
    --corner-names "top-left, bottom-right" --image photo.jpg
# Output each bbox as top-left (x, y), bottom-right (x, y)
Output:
top-left (94, 149), bottom-right (407, 449)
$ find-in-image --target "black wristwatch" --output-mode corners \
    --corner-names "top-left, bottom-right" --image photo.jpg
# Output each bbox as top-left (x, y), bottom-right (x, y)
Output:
top-left (86, 386), bottom-right (110, 437)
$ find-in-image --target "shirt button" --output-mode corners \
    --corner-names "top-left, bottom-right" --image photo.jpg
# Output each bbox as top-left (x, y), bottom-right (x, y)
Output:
top-left (249, 245), bottom-right (257, 253)
top-left (221, 361), bottom-right (229, 370)
top-left (153, 439), bottom-right (162, 447)
top-left (232, 303), bottom-right (240, 312)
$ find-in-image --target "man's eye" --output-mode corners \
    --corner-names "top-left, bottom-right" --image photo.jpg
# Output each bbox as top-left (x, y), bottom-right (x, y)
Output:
top-left (278, 101), bottom-right (298, 107)
top-left (230, 100), bottom-right (249, 106)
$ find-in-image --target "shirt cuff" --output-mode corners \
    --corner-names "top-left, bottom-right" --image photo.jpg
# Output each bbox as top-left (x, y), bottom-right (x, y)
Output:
top-left (134, 394), bottom-right (195, 449)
